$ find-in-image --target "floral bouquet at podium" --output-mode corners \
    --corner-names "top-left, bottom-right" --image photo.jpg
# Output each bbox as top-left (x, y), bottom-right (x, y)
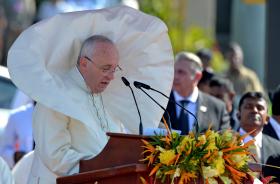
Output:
top-left (141, 119), bottom-right (262, 184)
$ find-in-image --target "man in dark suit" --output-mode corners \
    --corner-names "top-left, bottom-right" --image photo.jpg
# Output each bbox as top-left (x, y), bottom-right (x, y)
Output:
top-left (263, 85), bottom-right (280, 141)
top-left (237, 92), bottom-right (280, 182)
top-left (208, 76), bottom-right (240, 131)
top-left (164, 52), bottom-right (230, 134)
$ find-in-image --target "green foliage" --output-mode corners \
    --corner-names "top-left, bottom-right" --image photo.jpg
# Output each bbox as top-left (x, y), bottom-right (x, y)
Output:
top-left (139, 0), bottom-right (227, 72)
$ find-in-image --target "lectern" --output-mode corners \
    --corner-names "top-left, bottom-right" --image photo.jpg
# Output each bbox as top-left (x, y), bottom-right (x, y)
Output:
top-left (56, 133), bottom-right (150, 184)
top-left (56, 133), bottom-right (260, 184)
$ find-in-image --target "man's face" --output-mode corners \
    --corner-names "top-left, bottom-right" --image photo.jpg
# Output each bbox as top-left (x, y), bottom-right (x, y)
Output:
top-left (225, 50), bottom-right (242, 70)
top-left (209, 86), bottom-right (232, 113)
top-left (239, 97), bottom-right (268, 134)
top-left (173, 60), bottom-right (198, 97)
top-left (80, 42), bottom-right (119, 93)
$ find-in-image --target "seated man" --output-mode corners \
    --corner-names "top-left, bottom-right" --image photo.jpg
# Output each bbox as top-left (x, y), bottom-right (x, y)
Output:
top-left (237, 92), bottom-right (280, 182)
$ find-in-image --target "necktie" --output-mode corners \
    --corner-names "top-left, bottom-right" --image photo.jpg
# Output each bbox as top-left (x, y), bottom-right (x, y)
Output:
top-left (178, 100), bottom-right (189, 135)
top-left (249, 140), bottom-right (261, 164)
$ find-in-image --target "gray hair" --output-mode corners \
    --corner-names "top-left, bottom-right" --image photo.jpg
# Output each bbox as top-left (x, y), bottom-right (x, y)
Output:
top-left (175, 51), bottom-right (203, 78)
top-left (78, 35), bottom-right (114, 64)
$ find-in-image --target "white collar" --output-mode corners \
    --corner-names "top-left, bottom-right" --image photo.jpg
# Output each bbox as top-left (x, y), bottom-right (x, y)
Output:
top-left (69, 66), bottom-right (89, 93)
top-left (239, 128), bottom-right (262, 148)
top-left (173, 87), bottom-right (199, 103)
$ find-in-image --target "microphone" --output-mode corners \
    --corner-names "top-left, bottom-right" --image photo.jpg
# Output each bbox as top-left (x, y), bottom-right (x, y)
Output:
top-left (133, 81), bottom-right (200, 136)
top-left (134, 81), bottom-right (151, 90)
top-left (134, 86), bottom-right (173, 131)
top-left (121, 77), bottom-right (143, 135)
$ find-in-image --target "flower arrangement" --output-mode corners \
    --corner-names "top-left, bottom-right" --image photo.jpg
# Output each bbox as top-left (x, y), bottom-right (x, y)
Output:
top-left (141, 119), bottom-right (258, 184)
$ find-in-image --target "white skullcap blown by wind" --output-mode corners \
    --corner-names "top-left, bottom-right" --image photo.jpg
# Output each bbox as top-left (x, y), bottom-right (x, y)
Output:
top-left (8, 6), bottom-right (174, 133)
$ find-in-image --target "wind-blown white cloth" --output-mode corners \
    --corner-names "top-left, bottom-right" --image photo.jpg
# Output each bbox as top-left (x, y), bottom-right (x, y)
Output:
top-left (7, 5), bottom-right (174, 133)
top-left (0, 157), bottom-right (15, 184)
top-left (12, 151), bottom-right (34, 184)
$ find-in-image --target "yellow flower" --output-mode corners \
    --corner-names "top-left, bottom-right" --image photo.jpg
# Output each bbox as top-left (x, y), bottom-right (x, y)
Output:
top-left (198, 135), bottom-right (206, 144)
top-left (203, 152), bottom-right (225, 178)
top-left (221, 130), bottom-right (233, 142)
top-left (206, 131), bottom-right (219, 150)
top-left (230, 154), bottom-right (248, 168)
top-left (219, 176), bottom-right (232, 184)
top-left (159, 149), bottom-right (176, 166)
top-left (202, 166), bottom-right (218, 178)
top-left (177, 135), bottom-right (194, 153)
top-left (208, 177), bottom-right (218, 184)
top-left (174, 167), bottom-right (181, 178)
top-left (214, 152), bottom-right (225, 174)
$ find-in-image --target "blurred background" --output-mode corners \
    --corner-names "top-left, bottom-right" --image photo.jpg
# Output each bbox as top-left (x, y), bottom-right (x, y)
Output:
top-left (0, 0), bottom-right (279, 106)
top-left (0, 0), bottom-right (279, 91)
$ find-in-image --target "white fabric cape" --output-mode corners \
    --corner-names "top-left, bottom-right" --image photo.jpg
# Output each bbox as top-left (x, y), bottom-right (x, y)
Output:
top-left (7, 5), bottom-right (174, 133)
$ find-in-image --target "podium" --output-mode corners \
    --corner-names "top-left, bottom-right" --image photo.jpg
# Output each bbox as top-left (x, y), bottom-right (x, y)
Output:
top-left (56, 133), bottom-right (150, 184)
top-left (56, 133), bottom-right (260, 184)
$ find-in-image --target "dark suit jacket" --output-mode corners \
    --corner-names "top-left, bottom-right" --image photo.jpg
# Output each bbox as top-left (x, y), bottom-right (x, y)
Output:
top-left (262, 134), bottom-right (280, 182)
top-left (164, 90), bottom-right (230, 133)
top-left (229, 109), bottom-right (240, 131)
top-left (263, 121), bottom-right (279, 141)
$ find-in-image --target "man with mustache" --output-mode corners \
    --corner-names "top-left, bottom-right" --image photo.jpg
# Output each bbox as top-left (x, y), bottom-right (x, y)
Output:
top-left (237, 92), bottom-right (280, 182)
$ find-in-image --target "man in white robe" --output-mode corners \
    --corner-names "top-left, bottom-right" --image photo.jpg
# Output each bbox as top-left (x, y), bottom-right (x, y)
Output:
top-left (8, 6), bottom-right (174, 184)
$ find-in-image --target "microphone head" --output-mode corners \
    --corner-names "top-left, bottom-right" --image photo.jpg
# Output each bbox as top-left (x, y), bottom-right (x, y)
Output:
top-left (121, 77), bottom-right (130, 86)
top-left (134, 81), bottom-right (151, 89)
top-left (133, 81), bottom-right (142, 89)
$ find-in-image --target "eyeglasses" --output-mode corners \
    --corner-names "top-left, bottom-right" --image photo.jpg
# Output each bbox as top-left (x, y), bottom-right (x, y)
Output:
top-left (84, 56), bottom-right (122, 74)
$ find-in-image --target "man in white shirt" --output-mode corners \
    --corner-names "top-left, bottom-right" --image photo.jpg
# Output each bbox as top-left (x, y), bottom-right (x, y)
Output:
top-left (263, 85), bottom-right (280, 140)
top-left (237, 92), bottom-right (280, 182)
top-left (1, 102), bottom-right (34, 168)
top-left (0, 156), bottom-right (14, 184)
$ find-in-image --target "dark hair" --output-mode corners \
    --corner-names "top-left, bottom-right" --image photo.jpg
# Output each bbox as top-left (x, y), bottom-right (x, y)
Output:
top-left (196, 48), bottom-right (212, 61)
top-left (198, 70), bottom-right (214, 85)
top-left (272, 85), bottom-right (280, 115)
top-left (238, 92), bottom-right (266, 110)
top-left (209, 76), bottom-right (234, 93)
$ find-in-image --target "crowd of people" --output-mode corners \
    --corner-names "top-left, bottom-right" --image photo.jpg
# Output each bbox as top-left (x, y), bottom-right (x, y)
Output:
top-left (0, 4), bottom-right (279, 184)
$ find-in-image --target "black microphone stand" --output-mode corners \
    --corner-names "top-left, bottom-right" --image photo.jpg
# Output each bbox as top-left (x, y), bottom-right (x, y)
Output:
top-left (121, 77), bottom-right (143, 135)
top-left (138, 87), bottom-right (172, 132)
top-left (134, 81), bottom-right (200, 139)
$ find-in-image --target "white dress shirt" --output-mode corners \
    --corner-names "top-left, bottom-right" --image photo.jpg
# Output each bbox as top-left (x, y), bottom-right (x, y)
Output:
top-left (239, 128), bottom-right (262, 161)
top-left (269, 117), bottom-right (280, 140)
top-left (173, 87), bottom-right (199, 132)
top-left (1, 103), bottom-right (34, 168)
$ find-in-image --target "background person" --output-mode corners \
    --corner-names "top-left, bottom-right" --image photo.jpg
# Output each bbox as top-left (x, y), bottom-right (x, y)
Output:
top-left (263, 85), bottom-right (280, 141)
top-left (208, 76), bottom-right (239, 130)
top-left (224, 42), bottom-right (265, 106)
top-left (164, 51), bottom-right (230, 135)
top-left (1, 102), bottom-right (34, 168)
top-left (237, 92), bottom-right (280, 182)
